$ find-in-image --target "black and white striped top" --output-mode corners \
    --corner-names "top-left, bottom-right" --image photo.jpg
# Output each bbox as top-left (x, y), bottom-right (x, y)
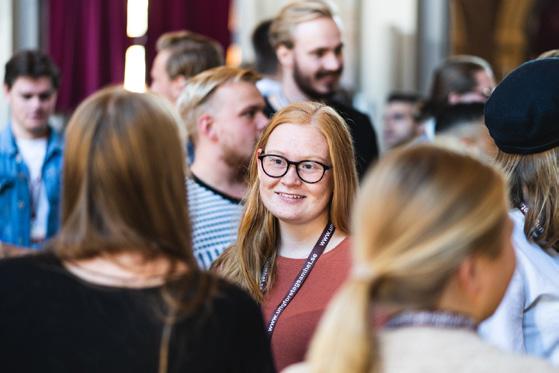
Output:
top-left (187, 175), bottom-right (243, 269)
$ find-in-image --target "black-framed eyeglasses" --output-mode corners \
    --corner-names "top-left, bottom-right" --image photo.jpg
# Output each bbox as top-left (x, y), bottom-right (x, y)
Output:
top-left (258, 154), bottom-right (331, 184)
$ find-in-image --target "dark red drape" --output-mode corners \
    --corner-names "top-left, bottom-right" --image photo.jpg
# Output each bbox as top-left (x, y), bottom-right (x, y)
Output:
top-left (48, 0), bottom-right (129, 113)
top-left (146, 0), bottom-right (232, 84)
top-left (531, 0), bottom-right (559, 57)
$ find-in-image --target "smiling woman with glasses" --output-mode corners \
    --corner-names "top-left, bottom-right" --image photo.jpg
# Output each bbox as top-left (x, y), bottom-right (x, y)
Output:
top-left (214, 101), bottom-right (358, 371)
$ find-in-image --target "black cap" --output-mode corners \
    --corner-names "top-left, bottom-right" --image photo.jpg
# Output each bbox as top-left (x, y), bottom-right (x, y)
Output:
top-left (484, 58), bottom-right (559, 154)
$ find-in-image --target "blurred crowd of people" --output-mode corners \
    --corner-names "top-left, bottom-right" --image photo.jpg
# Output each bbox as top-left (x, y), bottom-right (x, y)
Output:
top-left (1, 1), bottom-right (559, 372)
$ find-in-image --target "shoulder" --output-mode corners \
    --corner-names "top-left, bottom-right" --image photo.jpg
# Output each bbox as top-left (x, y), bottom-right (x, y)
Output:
top-left (382, 328), bottom-right (556, 372)
top-left (508, 209), bottom-right (559, 296)
top-left (187, 175), bottom-right (242, 205)
top-left (209, 276), bottom-right (261, 314)
top-left (0, 125), bottom-right (16, 155)
top-left (0, 251), bottom-right (59, 275)
top-left (327, 101), bottom-right (372, 126)
top-left (0, 252), bottom-right (65, 294)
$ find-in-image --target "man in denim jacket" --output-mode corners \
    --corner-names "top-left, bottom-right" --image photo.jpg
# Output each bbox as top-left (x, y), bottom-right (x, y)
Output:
top-left (0, 50), bottom-right (62, 250)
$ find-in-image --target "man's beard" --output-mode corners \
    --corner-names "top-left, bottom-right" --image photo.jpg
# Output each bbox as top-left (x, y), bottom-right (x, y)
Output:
top-left (222, 144), bottom-right (251, 183)
top-left (293, 59), bottom-right (342, 101)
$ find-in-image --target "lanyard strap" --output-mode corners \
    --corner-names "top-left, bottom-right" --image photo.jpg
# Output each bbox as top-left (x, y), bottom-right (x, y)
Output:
top-left (261, 223), bottom-right (335, 336)
top-left (518, 201), bottom-right (545, 239)
top-left (384, 311), bottom-right (476, 331)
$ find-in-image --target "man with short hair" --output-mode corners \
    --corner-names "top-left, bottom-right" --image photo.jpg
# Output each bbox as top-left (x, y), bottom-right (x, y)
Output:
top-left (178, 66), bottom-right (268, 269)
top-left (150, 30), bottom-right (224, 104)
top-left (266, 0), bottom-right (378, 178)
top-left (383, 92), bottom-right (423, 150)
top-left (1, 50), bottom-right (63, 250)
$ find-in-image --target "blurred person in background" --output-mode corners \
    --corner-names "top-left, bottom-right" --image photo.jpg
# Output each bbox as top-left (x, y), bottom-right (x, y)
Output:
top-left (177, 66), bottom-right (268, 269)
top-left (421, 55), bottom-right (496, 140)
top-left (150, 30), bottom-right (224, 104)
top-left (0, 87), bottom-right (275, 373)
top-left (252, 19), bottom-right (282, 99)
top-left (1, 50), bottom-right (62, 252)
top-left (265, 0), bottom-right (378, 179)
top-left (382, 92), bottom-right (424, 151)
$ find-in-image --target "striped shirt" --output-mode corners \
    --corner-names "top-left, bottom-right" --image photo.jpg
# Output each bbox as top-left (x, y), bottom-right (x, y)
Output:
top-left (187, 175), bottom-right (243, 269)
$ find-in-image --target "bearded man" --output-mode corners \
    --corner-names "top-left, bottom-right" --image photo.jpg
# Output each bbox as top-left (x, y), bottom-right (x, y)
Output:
top-left (178, 66), bottom-right (267, 268)
top-left (264, 0), bottom-right (378, 179)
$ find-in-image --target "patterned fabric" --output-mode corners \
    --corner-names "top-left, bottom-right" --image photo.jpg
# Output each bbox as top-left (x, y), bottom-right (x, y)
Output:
top-left (187, 175), bottom-right (243, 269)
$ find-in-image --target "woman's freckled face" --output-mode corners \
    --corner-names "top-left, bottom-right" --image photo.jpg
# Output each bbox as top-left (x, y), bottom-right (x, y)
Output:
top-left (258, 123), bottom-right (333, 226)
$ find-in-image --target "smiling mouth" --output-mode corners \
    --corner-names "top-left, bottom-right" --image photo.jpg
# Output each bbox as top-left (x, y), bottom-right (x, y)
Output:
top-left (276, 192), bottom-right (305, 200)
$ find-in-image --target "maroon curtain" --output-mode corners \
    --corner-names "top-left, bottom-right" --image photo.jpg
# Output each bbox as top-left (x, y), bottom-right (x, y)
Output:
top-left (48, 0), bottom-right (129, 113)
top-left (146, 0), bottom-right (232, 84)
top-left (530, 0), bottom-right (559, 57)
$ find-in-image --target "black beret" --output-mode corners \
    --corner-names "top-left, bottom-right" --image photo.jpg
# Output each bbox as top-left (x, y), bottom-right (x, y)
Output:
top-left (484, 58), bottom-right (559, 154)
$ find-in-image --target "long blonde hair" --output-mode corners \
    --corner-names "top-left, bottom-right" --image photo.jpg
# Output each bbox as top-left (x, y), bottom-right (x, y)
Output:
top-left (214, 101), bottom-right (358, 302)
top-left (306, 145), bottom-right (509, 373)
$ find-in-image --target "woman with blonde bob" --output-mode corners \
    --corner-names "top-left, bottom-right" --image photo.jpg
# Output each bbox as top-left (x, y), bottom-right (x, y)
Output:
top-left (286, 145), bottom-right (555, 373)
top-left (0, 87), bottom-right (274, 373)
top-left (215, 101), bottom-right (358, 371)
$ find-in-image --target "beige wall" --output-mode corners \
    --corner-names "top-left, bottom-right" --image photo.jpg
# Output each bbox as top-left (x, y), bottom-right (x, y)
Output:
top-left (0, 0), bottom-right (14, 128)
top-left (357, 0), bottom-right (418, 143)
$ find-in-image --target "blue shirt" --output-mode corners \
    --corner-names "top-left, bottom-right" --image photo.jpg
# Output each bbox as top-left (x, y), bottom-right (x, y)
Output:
top-left (0, 124), bottom-right (63, 248)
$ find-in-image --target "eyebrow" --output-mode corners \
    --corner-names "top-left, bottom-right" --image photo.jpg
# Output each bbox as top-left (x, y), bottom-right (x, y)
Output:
top-left (263, 150), bottom-right (329, 163)
top-left (309, 42), bottom-right (344, 54)
top-left (239, 102), bottom-right (265, 113)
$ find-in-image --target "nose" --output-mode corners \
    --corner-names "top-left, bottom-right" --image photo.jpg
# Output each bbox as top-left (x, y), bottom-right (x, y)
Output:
top-left (323, 52), bottom-right (342, 71)
top-left (255, 112), bottom-right (268, 132)
top-left (30, 96), bottom-right (43, 110)
top-left (281, 164), bottom-right (301, 186)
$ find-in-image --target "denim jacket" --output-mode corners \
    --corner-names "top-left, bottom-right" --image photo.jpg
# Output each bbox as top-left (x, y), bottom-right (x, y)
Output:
top-left (0, 124), bottom-right (63, 248)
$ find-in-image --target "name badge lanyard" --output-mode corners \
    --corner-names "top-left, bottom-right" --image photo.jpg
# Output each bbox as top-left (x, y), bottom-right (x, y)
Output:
top-left (260, 223), bottom-right (335, 336)
top-left (518, 201), bottom-right (545, 239)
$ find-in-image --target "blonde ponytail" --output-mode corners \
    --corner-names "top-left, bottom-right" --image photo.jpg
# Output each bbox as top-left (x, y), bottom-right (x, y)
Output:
top-left (307, 275), bottom-right (379, 373)
top-left (304, 145), bottom-right (509, 373)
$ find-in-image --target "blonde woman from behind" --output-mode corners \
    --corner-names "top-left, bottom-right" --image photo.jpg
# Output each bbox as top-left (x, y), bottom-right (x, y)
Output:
top-left (286, 145), bottom-right (556, 373)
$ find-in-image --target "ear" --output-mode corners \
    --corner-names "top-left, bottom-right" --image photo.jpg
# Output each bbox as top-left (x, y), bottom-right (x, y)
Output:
top-left (170, 76), bottom-right (187, 101)
top-left (256, 148), bottom-right (264, 177)
top-left (197, 113), bottom-right (218, 142)
top-left (455, 255), bottom-right (480, 300)
top-left (415, 122), bottom-right (426, 136)
top-left (276, 45), bottom-right (294, 69)
top-left (3, 84), bottom-right (11, 101)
